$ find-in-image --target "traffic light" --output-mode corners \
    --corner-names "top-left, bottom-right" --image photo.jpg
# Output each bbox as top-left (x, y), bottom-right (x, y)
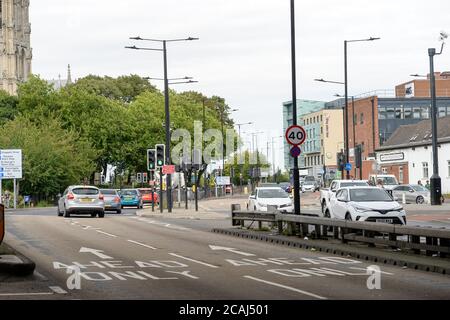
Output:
top-left (137, 173), bottom-right (142, 183)
top-left (143, 172), bottom-right (148, 183)
top-left (156, 144), bottom-right (165, 168)
top-left (337, 152), bottom-right (346, 171)
top-left (147, 149), bottom-right (156, 171)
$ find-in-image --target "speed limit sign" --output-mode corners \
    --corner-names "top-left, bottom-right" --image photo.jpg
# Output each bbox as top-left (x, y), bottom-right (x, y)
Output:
top-left (285, 125), bottom-right (307, 146)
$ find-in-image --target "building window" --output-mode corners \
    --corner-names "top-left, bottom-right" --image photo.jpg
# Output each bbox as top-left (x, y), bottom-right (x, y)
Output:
top-left (382, 167), bottom-right (388, 174)
top-left (422, 162), bottom-right (429, 178)
top-left (448, 160), bottom-right (450, 177)
top-left (439, 106), bottom-right (446, 118)
top-left (413, 107), bottom-right (421, 119)
top-left (421, 106), bottom-right (430, 119)
top-left (321, 155), bottom-right (324, 165)
top-left (404, 107), bottom-right (412, 119)
top-left (321, 139), bottom-right (323, 146)
top-left (399, 166), bottom-right (404, 184)
top-left (386, 107), bottom-right (395, 119)
top-left (320, 115), bottom-right (323, 122)
top-left (395, 107), bottom-right (403, 119)
top-left (360, 113), bottom-right (364, 124)
top-left (321, 126), bottom-right (323, 134)
top-left (378, 107), bottom-right (386, 119)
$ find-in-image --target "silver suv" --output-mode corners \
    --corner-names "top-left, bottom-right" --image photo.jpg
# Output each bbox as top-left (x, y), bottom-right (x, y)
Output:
top-left (57, 186), bottom-right (105, 218)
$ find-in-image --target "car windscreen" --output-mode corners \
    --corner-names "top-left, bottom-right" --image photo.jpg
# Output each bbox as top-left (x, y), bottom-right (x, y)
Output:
top-left (121, 190), bottom-right (138, 196)
top-left (350, 189), bottom-right (393, 202)
top-left (304, 176), bottom-right (315, 181)
top-left (341, 182), bottom-right (368, 188)
top-left (258, 189), bottom-right (289, 199)
top-left (100, 189), bottom-right (117, 195)
top-left (411, 185), bottom-right (428, 192)
top-left (380, 177), bottom-right (398, 185)
top-left (139, 190), bottom-right (152, 195)
top-left (72, 188), bottom-right (99, 195)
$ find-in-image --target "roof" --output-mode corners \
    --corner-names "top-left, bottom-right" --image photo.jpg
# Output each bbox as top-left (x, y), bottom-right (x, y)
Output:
top-left (377, 115), bottom-right (450, 151)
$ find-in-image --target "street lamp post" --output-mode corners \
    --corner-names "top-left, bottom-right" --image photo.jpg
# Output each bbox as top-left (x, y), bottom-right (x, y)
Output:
top-left (344, 37), bottom-right (380, 179)
top-left (428, 32), bottom-right (447, 205)
top-left (126, 36), bottom-right (199, 212)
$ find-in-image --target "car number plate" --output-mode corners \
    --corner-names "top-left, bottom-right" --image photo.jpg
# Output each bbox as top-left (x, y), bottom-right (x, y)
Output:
top-left (377, 219), bottom-right (393, 224)
top-left (81, 198), bottom-right (92, 203)
top-left (125, 197), bottom-right (133, 201)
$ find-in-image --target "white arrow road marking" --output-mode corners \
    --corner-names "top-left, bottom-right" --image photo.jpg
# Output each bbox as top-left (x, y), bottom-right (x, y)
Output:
top-left (169, 253), bottom-right (220, 269)
top-left (243, 276), bottom-right (327, 300)
top-left (79, 247), bottom-right (113, 259)
top-left (127, 240), bottom-right (157, 250)
top-left (49, 286), bottom-right (68, 294)
top-left (209, 245), bottom-right (255, 257)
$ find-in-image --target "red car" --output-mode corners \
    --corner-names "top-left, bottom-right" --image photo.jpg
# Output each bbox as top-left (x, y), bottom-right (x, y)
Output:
top-left (138, 188), bottom-right (159, 205)
top-left (225, 185), bottom-right (232, 194)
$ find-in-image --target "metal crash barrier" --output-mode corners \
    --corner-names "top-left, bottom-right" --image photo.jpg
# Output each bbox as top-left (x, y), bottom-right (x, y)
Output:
top-left (231, 204), bottom-right (450, 258)
top-left (0, 204), bottom-right (4, 245)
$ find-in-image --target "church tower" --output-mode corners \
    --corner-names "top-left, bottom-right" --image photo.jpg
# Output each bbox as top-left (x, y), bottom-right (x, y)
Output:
top-left (0, 0), bottom-right (32, 95)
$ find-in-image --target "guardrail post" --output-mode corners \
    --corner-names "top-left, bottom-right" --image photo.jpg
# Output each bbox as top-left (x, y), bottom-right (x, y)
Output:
top-left (278, 220), bottom-right (283, 234)
top-left (333, 226), bottom-right (339, 239)
top-left (231, 204), bottom-right (241, 226)
top-left (426, 237), bottom-right (438, 256)
top-left (314, 225), bottom-right (321, 239)
top-left (411, 235), bottom-right (421, 254)
top-left (440, 238), bottom-right (449, 258)
top-left (389, 233), bottom-right (397, 249)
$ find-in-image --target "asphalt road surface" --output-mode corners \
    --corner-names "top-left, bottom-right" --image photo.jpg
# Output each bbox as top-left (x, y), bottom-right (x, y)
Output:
top-left (1, 207), bottom-right (450, 300)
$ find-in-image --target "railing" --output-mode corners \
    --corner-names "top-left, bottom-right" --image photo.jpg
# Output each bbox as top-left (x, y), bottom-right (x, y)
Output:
top-left (231, 204), bottom-right (450, 258)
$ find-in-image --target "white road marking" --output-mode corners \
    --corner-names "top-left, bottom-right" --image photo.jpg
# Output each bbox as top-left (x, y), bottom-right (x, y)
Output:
top-left (95, 230), bottom-right (118, 238)
top-left (79, 247), bottom-right (114, 259)
top-left (127, 240), bottom-right (157, 250)
top-left (209, 245), bottom-right (255, 256)
top-left (49, 286), bottom-right (68, 294)
top-left (243, 276), bottom-right (327, 300)
top-left (0, 292), bottom-right (54, 297)
top-left (169, 253), bottom-right (220, 269)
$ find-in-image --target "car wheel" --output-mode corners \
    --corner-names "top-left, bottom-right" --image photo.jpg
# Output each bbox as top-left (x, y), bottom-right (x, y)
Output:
top-left (57, 206), bottom-right (63, 217)
top-left (345, 213), bottom-right (352, 221)
top-left (98, 212), bottom-right (105, 218)
top-left (91, 213), bottom-right (97, 218)
top-left (254, 206), bottom-right (257, 211)
top-left (117, 209), bottom-right (122, 214)
top-left (321, 201), bottom-right (326, 214)
top-left (416, 196), bottom-right (424, 204)
top-left (63, 206), bottom-right (70, 218)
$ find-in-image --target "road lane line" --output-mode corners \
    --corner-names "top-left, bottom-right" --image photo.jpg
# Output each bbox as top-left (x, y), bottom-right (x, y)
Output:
top-left (49, 286), bottom-right (68, 294)
top-left (169, 253), bottom-right (220, 269)
top-left (0, 292), bottom-right (54, 297)
top-left (348, 267), bottom-right (394, 275)
top-left (127, 240), bottom-right (157, 250)
top-left (96, 230), bottom-right (118, 238)
top-left (243, 276), bottom-right (327, 300)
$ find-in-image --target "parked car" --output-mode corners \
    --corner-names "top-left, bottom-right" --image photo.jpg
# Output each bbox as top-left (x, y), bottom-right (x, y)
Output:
top-left (325, 186), bottom-right (406, 225)
top-left (138, 188), bottom-right (159, 205)
top-left (120, 189), bottom-right (143, 209)
top-left (392, 184), bottom-right (430, 204)
top-left (225, 185), bottom-right (232, 194)
top-left (368, 174), bottom-right (399, 190)
top-left (320, 180), bottom-right (369, 214)
top-left (100, 189), bottom-right (122, 214)
top-left (57, 186), bottom-right (105, 218)
top-left (247, 187), bottom-right (293, 213)
top-left (301, 180), bottom-right (318, 193)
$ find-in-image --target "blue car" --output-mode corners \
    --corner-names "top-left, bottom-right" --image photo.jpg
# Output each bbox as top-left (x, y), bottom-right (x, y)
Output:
top-left (120, 189), bottom-right (143, 209)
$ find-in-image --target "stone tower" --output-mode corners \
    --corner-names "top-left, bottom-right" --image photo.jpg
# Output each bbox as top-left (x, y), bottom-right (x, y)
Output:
top-left (0, 0), bottom-right (32, 95)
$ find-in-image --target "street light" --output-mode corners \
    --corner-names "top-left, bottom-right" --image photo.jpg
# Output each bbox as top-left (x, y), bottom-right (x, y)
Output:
top-left (428, 31), bottom-right (447, 205)
top-left (344, 37), bottom-right (380, 179)
top-left (126, 35), bottom-right (199, 213)
top-left (236, 122), bottom-right (253, 154)
top-left (219, 105), bottom-right (238, 174)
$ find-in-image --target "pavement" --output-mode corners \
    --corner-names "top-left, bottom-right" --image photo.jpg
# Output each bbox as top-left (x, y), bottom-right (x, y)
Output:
top-left (1, 204), bottom-right (449, 300)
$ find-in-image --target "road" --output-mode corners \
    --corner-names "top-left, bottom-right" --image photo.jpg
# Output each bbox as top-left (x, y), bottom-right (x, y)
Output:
top-left (1, 205), bottom-right (450, 300)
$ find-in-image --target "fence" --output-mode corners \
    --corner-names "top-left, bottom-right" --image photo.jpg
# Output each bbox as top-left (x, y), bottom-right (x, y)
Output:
top-left (231, 204), bottom-right (450, 258)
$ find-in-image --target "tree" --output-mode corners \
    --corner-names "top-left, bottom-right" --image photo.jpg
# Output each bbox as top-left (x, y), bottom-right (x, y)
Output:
top-left (0, 90), bottom-right (19, 125)
top-left (0, 115), bottom-right (97, 199)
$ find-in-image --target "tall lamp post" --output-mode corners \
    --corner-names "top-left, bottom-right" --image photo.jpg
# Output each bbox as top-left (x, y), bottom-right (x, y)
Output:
top-left (428, 31), bottom-right (448, 205)
top-left (126, 36), bottom-right (199, 212)
top-left (344, 37), bottom-right (380, 179)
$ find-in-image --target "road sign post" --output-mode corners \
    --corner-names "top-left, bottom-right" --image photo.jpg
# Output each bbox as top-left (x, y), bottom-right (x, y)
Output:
top-left (285, 125), bottom-right (307, 215)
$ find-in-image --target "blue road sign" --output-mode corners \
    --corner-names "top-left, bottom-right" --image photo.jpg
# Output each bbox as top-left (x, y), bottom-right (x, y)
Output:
top-left (290, 146), bottom-right (302, 158)
top-left (345, 163), bottom-right (352, 171)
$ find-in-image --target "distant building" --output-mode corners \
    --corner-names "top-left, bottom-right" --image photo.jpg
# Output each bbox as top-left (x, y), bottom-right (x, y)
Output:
top-left (282, 99), bottom-right (326, 171)
top-left (0, 0), bottom-right (32, 95)
top-left (376, 116), bottom-right (450, 194)
top-left (47, 65), bottom-right (74, 90)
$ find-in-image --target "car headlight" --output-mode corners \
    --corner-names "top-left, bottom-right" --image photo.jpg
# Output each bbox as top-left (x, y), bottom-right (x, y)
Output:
top-left (258, 202), bottom-right (267, 207)
top-left (392, 206), bottom-right (404, 212)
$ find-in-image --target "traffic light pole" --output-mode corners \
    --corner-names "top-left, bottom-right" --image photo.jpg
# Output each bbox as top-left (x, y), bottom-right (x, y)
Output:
top-left (159, 167), bottom-right (163, 213)
top-left (163, 41), bottom-right (173, 213)
top-left (150, 171), bottom-right (155, 212)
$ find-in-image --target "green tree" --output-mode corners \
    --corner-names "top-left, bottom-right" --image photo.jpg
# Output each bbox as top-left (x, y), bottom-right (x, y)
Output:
top-left (0, 90), bottom-right (19, 125)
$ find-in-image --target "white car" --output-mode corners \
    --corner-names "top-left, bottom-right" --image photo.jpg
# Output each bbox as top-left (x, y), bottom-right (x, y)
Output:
top-left (247, 187), bottom-right (294, 213)
top-left (325, 186), bottom-right (406, 225)
top-left (57, 185), bottom-right (105, 218)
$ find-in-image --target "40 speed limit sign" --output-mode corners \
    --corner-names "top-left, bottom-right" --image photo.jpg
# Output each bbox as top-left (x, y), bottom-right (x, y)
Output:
top-left (285, 125), bottom-right (307, 146)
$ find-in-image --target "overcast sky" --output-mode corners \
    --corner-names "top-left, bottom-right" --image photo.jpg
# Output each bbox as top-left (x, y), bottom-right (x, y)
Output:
top-left (30, 0), bottom-right (450, 170)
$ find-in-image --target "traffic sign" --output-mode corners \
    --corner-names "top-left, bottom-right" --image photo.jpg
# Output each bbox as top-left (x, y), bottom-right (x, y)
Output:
top-left (162, 165), bottom-right (176, 175)
top-left (290, 146), bottom-right (302, 158)
top-left (345, 163), bottom-right (352, 171)
top-left (285, 125), bottom-right (307, 146)
top-left (0, 149), bottom-right (22, 179)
